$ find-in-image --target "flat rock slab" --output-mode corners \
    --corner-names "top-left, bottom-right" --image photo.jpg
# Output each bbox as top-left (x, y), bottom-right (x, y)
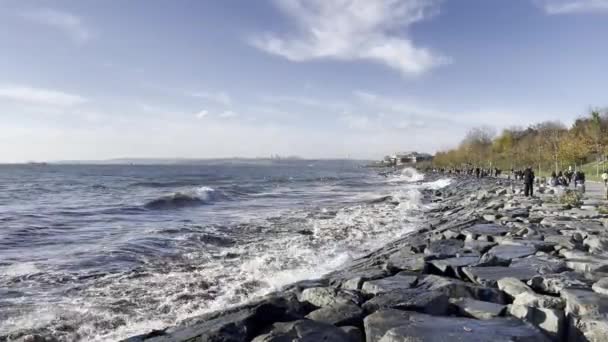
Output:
top-left (366, 310), bottom-right (549, 342)
top-left (510, 256), bottom-right (568, 275)
top-left (463, 224), bottom-right (510, 240)
top-left (497, 277), bottom-right (534, 298)
top-left (481, 245), bottom-right (537, 265)
top-left (362, 289), bottom-right (449, 315)
top-left (465, 240), bottom-right (497, 254)
top-left (463, 266), bottom-right (539, 287)
top-left (560, 250), bottom-right (608, 273)
top-left (305, 302), bottom-right (364, 326)
top-left (361, 274), bottom-right (418, 295)
top-left (252, 319), bottom-right (352, 342)
top-left (428, 256), bottom-right (480, 275)
top-left (450, 297), bottom-right (506, 320)
top-left (561, 289), bottom-right (608, 316)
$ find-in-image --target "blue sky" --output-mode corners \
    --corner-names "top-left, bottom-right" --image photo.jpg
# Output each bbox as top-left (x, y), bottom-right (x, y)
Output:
top-left (1, 0), bottom-right (607, 162)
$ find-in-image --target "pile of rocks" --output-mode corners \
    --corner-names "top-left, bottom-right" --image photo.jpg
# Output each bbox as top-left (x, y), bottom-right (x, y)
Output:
top-left (126, 176), bottom-right (608, 342)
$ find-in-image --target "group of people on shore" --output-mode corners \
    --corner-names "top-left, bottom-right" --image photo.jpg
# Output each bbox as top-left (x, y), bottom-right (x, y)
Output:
top-left (432, 165), bottom-right (592, 198)
top-left (434, 167), bottom-right (502, 178)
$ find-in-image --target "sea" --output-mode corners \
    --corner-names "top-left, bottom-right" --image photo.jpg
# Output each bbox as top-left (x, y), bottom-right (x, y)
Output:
top-left (0, 160), bottom-right (451, 341)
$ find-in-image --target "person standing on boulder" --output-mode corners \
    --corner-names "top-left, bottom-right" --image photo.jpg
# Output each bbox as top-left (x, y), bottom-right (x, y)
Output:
top-left (523, 167), bottom-right (535, 197)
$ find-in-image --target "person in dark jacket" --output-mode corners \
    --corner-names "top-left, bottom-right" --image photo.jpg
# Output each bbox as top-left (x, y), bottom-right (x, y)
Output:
top-left (523, 167), bottom-right (535, 197)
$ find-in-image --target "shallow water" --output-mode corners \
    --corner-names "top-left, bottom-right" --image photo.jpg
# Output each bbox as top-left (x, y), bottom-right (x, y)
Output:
top-left (0, 161), bottom-right (449, 341)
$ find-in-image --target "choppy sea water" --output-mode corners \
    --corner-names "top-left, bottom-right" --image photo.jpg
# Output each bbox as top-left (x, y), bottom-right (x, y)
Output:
top-left (0, 161), bottom-right (450, 341)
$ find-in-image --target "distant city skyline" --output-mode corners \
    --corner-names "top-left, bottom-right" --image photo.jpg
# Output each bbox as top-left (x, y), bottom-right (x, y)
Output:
top-left (1, 0), bottom-right (607, 163)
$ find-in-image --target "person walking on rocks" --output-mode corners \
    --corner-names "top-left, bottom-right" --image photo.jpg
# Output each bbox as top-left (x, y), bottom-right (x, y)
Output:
top-left (602, 170), bottom-right (608, 200)
top-left (523, 166), bottom-right (535, 197)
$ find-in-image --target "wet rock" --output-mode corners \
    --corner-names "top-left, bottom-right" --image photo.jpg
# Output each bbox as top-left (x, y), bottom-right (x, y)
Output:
top-left (299, 287), bottom-right (363, 308)
top-left (561, 288), bottom-right (608, 316)
top-left (385, 252), bottom-right (426, 273)
top-left (497, 277), bottom-right (534, 298)
top-left (463, 266), bottom-right (538, 287)
top-left (450, 297), bottom-right (506, 320)
top-left (142, 292), bottom-right (309, 342)
top-left (366, 310), bottom-right (549, 342)
top-left (592, 277), bottom-right (608, 295)
top-left (417, 274), bottom-right (506, 304)
top-left (251, 319), bottom-right (352, 342)
top-left (361, 289), bottom-right (449, 315)
top-left (424, 239), bottom-right (465, 259)
top-left (361, 273), bottom-right (417, 295)
top-left (508, 305), bottom-right (565, 341)
top-left (305, 303), bottom-right (363, 327)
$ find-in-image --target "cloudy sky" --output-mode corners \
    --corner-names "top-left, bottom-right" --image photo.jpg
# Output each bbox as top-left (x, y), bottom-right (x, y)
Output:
top-left (1, 0), bottom-right (607, 162)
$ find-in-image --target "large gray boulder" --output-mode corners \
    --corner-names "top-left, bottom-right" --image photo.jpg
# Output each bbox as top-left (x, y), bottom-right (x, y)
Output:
top-left (141, 292), bottom-right (308, 342)
top-left (251, 320), bottom-right (352, 342)
top-left (508, 304), bottom-right (565, 341)
top-left (365, 310), bottom-right (549, 342)
top-left (527, 272), bottom-right (590, 295)
top-left (497, 277), bottom-right (534, 298)
top-left (479, 245), bottom-right (537, 266)
top-left (417, 274), bottom-right (507, 304)
top-left (450, 297), bottom-right (506, 320)
top-left (361, 289), bottom-right (449, 315)
top-left (305, 302), bottom-right (364, 327)
top-left (509, 256), bottom-right (568, 275)
top-left (299, 287), bottom-right (363, 308)
top-left (361, 273), bottom-right (417, 295)
top-left (568, 315), bottom-right (608, 342)
top-left (424, 239), bottom-right (466, 259)
top-left (463, 266), bottom-right (538, 287)
top-left (385, 252), bottom-right (426, 273)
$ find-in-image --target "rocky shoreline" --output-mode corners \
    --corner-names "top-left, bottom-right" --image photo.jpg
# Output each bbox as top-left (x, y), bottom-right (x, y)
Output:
top-left (125, 175), bottom-right (608, 342)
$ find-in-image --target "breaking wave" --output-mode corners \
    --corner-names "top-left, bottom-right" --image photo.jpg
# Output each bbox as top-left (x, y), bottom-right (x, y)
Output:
top-left (144, 187), bottom-right (226, 210)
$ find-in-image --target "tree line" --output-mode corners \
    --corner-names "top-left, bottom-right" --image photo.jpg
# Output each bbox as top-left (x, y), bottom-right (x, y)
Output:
top-left (433, 108), bottom-right (608, 176)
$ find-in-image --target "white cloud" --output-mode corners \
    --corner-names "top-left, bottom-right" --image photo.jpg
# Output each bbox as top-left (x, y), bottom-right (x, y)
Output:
top-left (195, 110), bottom-right (208, 119)
top-left (190, 91), bottom-right (232, 105)
top-left (20, 8), bottom-right (92, 43)
top-left (250, 0), bottom-right (449, 76)
top-left (0, 85), bottom-right (86, 107)
top-left (535, 0), bottom-right (608, 14)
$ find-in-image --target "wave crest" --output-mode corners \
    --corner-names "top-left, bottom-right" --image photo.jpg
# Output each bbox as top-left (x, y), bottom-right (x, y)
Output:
top-left (144, 187), bottom-right (225, 210)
